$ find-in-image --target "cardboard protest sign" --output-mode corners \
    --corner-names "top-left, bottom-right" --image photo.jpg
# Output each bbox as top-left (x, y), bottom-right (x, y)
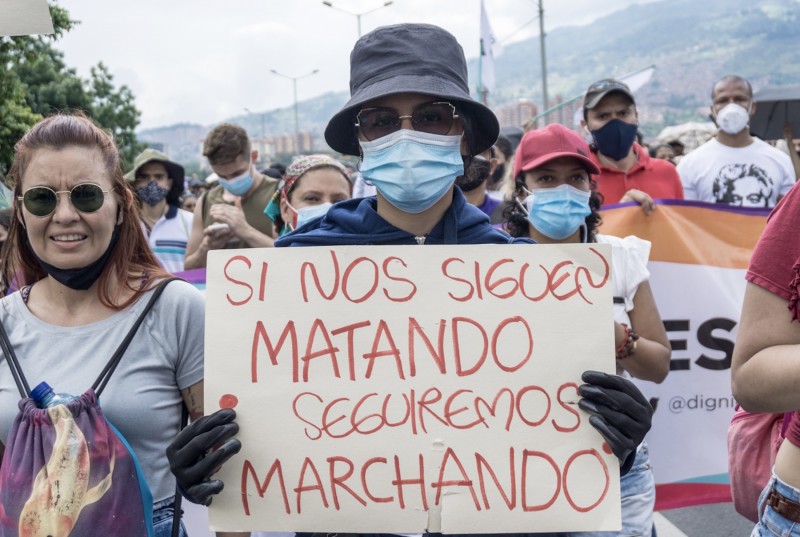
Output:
top-left (0, 0), bottom-right (53, 37)
top-left (205, 244), bottom-right (618, 533)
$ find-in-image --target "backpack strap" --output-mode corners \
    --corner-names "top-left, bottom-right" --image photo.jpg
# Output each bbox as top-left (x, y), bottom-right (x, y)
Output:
top-left (171, 403), bottom-right (189, 537)
top-left (0, 315), bottom-right (29, 399)
top-left (92, 278), bottom-right (180, 397)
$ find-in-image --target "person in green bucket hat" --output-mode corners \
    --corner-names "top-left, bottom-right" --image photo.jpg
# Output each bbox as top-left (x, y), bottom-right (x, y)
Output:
top-left (125, 148), bottom-right (192, 273)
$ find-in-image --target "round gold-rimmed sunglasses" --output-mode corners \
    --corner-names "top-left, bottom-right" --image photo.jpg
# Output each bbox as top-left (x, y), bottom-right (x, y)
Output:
top-left (18, 183), bottom-right (114, 217)
top-left (355, 101), bottom-right (459, 141)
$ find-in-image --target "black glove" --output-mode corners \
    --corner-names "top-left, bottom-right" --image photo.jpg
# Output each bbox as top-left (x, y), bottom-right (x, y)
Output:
top-left (166, 408), bottom-right (242, 506)
top-left (578, 370), bottom-right (653, 474)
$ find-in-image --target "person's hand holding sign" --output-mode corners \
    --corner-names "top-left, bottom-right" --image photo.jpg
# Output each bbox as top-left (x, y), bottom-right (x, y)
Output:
top-left (579, 370), bottom-right (654, 473)
top-left (167, 408), bottom-right (241, 506)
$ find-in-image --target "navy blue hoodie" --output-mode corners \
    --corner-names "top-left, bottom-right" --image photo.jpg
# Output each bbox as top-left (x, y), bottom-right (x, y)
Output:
top-left (275, 188), bottom-right (533, 247)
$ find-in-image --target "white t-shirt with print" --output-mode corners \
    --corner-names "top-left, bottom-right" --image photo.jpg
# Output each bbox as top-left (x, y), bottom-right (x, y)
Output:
top-left (677, 137), bottom-right (796, 207)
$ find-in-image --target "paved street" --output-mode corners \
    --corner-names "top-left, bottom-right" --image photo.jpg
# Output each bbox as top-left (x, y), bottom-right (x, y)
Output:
top-left (656, 502), bottom-right (755, 536)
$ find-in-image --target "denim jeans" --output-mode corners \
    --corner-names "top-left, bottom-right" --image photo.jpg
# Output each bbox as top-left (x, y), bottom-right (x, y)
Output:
top-left (752, 472), bottom-right (800, 536)
top-left (153, 497), bottom-right (188, 537)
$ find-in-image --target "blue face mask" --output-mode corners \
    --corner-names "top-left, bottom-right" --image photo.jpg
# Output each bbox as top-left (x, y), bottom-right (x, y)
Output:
top-left (295, 202), bottom-right (333, 229)
top-left (590, 118), bottom-right (638, 161)
top-left (219, 170), bottom-right (253, 196)
top-left (521, 184), bottom-right (592, 240)
top-left (359, 129), bottom-right (464, 214)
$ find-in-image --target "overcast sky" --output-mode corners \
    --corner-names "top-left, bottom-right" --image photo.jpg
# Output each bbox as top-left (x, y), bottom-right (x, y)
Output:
top-left (55, 0), bottom-right (657, 130)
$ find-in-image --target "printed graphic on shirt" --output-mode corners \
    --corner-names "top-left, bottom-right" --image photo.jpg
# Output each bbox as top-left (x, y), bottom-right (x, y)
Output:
top-left (712, 163), bottom-right (774, 207)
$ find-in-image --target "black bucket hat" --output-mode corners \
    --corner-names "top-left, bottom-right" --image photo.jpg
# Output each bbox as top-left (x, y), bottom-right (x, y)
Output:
top-left (325, 23), bottom-right (500, 156)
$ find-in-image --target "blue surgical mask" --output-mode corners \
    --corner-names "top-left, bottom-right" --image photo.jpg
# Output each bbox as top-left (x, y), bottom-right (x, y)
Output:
top-left (590, 119), bottom-right (638, 161)
top-left (295, 202), bottom-right (333, 229)
top-left (219, 170), bottom-right (253, 196)
top-left (520, 184), bottom-right (591, 240)
top-left (359, 129), bottom-right (464, 214)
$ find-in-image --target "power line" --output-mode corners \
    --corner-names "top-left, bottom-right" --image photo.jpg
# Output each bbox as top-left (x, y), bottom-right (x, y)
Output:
top-left (499, 15), bottom-right (540, 44)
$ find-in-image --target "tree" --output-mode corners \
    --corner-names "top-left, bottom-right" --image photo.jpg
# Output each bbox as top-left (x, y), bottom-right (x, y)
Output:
top-left (0, 3), bottom-right (146, 176)
top-left (0, 5), bottom-right (75, 175)
top-left (85, 63), bottom-right (146, 170)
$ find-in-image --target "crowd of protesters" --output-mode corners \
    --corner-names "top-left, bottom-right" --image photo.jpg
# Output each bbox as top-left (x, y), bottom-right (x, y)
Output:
top-left (120, 73), bottom-right (800, 276)
top-left (0, 19), bottom-right (799, 537)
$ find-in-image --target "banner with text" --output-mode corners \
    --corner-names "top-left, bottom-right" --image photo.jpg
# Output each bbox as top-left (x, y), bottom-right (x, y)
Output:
top-left (601, 200), bottom-right (770, 510)
top-left (205, 244), bottom-right (618, 533)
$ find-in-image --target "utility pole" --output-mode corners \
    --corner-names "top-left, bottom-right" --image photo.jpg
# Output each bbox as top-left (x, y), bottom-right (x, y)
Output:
top-left (270, 69), bottom-right (319, 152)
top-left (539, 0), bottom-right (549, 125)
top-left (322, 1), bottom-right (394, 38)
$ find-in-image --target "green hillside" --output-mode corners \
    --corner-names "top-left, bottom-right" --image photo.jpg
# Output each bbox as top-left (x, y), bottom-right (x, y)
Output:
top-left (141, 0), bottom-right (800, 158)
top-left (469, 0), bottom-right (800, 135)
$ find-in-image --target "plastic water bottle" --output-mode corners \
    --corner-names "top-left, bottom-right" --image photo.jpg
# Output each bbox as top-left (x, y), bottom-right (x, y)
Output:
top-left (30, 381), bottom-right (77, 408)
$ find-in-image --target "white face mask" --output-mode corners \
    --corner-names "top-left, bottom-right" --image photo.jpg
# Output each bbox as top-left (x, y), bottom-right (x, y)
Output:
top-left (715, 103), bottom-right (751, 135)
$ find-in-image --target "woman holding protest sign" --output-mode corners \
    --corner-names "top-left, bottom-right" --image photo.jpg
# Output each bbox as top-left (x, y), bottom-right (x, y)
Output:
top-left (166, 23), bottom-right (654, 536)
top-left (263, 154), bottom-right (352, 237)
top-left (504, 123), bottom-right (671, 537)
top-left (732, 179), bottom-right (800, 536)
top-left (0, 113), bottom-right (210, 536)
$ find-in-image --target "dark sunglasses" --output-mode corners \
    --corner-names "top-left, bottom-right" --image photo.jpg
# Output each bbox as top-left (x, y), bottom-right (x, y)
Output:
top-left (355, 101), bottom-right (459, 141)
top-left (18, 183), bottom-right (114, 217)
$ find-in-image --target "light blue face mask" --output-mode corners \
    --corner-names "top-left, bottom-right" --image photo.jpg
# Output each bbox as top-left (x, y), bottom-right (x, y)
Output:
top-left (521, 184), bottom-right (592, 240)
top-left (359, 129), bottom-right (464, 214)
top-left (295, 202), bottom-right (333, 229)
top-left (219, 170), bottom-right (253, 196)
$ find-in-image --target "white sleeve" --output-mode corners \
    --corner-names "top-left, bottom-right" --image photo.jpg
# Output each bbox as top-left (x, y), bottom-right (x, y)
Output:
top-left (620, 235), bottom-right (652, 310)
top-left (777, 151), bottom-right (798, 196)
top-left (598, 234), bottom-right (651, 314)
top-left (677, 156), bottom-right (699, 200)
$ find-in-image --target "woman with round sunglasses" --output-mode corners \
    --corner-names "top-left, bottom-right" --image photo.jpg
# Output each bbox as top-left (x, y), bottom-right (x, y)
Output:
top-left (0, 113), bottom-right (207, 537)
top-left (166, 24), bottom-right (654, 536)
top-left (504, 124), bottom-right (671, 537)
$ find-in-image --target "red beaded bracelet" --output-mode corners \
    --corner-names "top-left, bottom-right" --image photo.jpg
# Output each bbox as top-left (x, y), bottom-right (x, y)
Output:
top-left (615, 323), bottom-right (640, 360)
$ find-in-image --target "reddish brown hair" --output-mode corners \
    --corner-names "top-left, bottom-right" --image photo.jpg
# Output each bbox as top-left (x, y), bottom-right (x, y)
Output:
top-left (4, 113), bottom-right (170, 309)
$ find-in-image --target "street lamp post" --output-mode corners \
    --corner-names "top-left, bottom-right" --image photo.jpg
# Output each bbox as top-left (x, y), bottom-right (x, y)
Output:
top-left (270, 68), bottom-right (319, 152)
top-left (321, 1), bottom-right (394, 38)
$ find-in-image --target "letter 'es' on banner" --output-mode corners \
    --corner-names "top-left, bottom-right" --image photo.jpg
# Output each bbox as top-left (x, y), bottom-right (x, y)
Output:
top-left (205, 244), bottom-right (617, 533)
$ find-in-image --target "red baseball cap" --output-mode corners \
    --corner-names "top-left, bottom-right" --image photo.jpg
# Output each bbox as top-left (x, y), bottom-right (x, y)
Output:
top-left (513, 123), bottom-right (600, 178)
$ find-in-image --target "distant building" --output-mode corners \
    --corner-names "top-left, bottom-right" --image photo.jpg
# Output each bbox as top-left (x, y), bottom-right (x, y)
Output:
top-left (264, 131), bottom-right (315, 157)
top-left (251, 137), bottom-right (277, 164)
top-left (537, 95), bottom-right (581, 130)
top-left (495, 99), bottom-right (538, 130)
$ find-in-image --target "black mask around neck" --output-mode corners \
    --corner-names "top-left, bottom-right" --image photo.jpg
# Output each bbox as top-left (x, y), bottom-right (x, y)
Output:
top-left (34, 229), bottom-right (120, 290)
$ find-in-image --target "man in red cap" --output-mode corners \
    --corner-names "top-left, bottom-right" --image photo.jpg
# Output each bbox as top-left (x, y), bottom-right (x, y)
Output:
top-left (581, 78), bottom-right (684, 214)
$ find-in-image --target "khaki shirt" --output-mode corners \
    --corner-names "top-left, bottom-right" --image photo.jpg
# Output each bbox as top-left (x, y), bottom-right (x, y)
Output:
top-left (201, 176), bottom-right (278, 249)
